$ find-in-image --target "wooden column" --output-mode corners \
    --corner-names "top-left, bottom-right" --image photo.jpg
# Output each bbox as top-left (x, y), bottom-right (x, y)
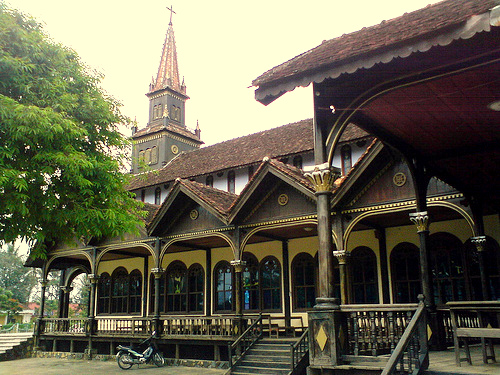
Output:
top-left (151, 267), bottom-right (164, 334)
top-left (230, 260), bottom-right (246, 316)
top-left (376, 229), bottom-right (391, 304)
top-left (206, 249), bottom-right (212, 316)
top-left (304, 163), bottom-right (341, 309)
top-left (334, 251), bottom-right (350, 305)
top-left (409, 211), bottom-right (434, 308)
top-left (471, 198), bottom-right (490, 300)
top-left (282, 240), bottom-right (291, 328)
top-left (39, 279), bottom-right (48, 318)
top-left (471, 236), bottom-right (490, 300)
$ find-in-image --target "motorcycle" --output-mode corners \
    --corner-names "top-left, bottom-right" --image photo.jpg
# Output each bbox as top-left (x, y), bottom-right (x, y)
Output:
top-left (116, 331), bottom-right (165, 369)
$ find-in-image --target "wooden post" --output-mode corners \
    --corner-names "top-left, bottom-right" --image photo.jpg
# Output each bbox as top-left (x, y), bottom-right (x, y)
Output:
top-left (304, 163), bottom-right (341, 309)
top-left (206, 249), bottom-right (212, 316)
top-left (471, 236), bottom-right (490, 300)
top-left (231, 259), bottom-right (246, 336)
top-left (151, 267), bottom-right (164, 335)
top-left (335, 251), bottom-right (350, 305)
top-left (282, 240), bottom-right (291, 330)
top-left (376, 229), bottom-right (391, 304)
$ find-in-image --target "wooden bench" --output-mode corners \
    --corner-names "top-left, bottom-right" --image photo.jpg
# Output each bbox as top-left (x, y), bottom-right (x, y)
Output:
top-left (447, 301), bottom-right (500, 366)
top-left (267, 316), bottom-right (304, 338)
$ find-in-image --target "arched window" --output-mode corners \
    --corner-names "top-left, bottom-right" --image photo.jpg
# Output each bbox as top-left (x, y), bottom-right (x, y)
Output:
top-left (214, 261), bottom-right (233, 312)
top-left (260, 256), bottom-right (281, 311)
top-left (351, 247), bottom-right (379, 304)
top-left (166, 262), bottom-right (187, 313)
top-left (341, 145), bottom-right (352, 175)
top-left (188, 264), bottom-right (204, 312)
top-left (391, 243), bottom-right (421, 303)
top-left (151, 146), bottom-right (158, 164)
top-left (242, 253), bottom-right (259, 311)
top-left (206, 175), bottom-right (213, 187)
top-left (129, 270), bottom-right (142, 314)
top-left (98, 273), bottom-right (111, 314)
top-left (138, 150), bottom-right (145, 164)
top-left (144, 148), bottom-right (151, 164)
top-left (154, 187), bottom-right (161, 205)
top-left (430, 233), bottom-right (467, 305)
top-left (293, 155), bottom-right (303, 169)
top-left (111, 268), bottom-right (129, 314)
top-left (292, 253), bottom-right (317, 310)
top-left (227, 170), bottom-right (235, 194)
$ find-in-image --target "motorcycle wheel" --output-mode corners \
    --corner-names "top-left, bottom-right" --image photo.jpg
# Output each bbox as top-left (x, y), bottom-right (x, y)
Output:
top-left (117, 352), bottom-right (134, 370)
top-left (153, 352), bottom-right (165, 367)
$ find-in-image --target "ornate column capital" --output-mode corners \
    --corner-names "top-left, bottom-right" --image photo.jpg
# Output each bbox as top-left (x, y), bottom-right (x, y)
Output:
top-left (333, 250), bottom-right (350, 265)
top-left (88, 274), bottom-right (99, 284)
top-left (60, 286), bottom-right (73, 293)
top-left (471, 236), bottom-right (487, 252)
top-left (409, 211), bottom-right (429, 233)
top-left (151, 267), bottom-right (164, 278)
top-left (304, 163), bottom-right (341, 194)
top-left (40, 279), bottom-right (48, 288)
top-left (230, 260), bottom-right (247, 273)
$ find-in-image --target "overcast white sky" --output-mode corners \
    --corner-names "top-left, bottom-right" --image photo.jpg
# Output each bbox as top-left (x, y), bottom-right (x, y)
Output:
top-left (6, 0), bottom-right (439, 146)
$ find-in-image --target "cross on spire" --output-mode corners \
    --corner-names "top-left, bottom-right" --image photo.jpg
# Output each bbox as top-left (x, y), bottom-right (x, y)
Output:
top-left (166, 5), bottom-right (176, 25)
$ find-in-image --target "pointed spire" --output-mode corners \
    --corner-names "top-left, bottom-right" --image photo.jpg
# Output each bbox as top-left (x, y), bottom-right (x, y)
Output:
top-left (151, 7), bottom-right (184, 94)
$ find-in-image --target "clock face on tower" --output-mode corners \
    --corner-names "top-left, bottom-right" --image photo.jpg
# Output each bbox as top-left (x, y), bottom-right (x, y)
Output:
top-left (171, 144), bottom-right (179, 155)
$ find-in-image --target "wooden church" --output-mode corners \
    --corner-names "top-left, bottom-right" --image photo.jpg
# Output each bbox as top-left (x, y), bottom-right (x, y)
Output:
top-left (32, 1), bottom-right (500, 373)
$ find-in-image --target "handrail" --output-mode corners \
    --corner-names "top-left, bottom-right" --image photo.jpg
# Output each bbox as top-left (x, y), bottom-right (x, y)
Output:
top-left (228, 314), bottom-right (263, 368)
top-left (381, 296), bottom-right (428, 375)
top-left (291, 327), bottom-right (309, 370)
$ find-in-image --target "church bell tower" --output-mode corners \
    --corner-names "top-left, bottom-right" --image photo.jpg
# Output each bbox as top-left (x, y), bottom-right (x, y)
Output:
top-left (131, 7), bottom-right (202, 174)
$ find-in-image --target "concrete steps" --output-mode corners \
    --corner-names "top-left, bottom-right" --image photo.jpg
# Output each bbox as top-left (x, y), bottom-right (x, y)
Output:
top-left (0, 333), bottom-right (34, 360)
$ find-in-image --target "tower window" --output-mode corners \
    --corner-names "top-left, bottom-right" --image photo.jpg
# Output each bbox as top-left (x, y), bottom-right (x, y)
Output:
top-left (140, 189), bottom-right (145, 202)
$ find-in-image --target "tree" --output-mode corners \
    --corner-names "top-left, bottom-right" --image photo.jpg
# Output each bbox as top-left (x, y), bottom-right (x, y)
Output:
top-left (0, 243), bottom-right (37, 303)
top-left (0, 3), bottom-right (144, 258)
top-left (0, 287), bottom-right (23, 324)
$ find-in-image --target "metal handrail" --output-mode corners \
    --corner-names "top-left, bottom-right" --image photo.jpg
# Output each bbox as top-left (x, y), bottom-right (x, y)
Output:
top-left (381, 296), bottom-right (428, 375)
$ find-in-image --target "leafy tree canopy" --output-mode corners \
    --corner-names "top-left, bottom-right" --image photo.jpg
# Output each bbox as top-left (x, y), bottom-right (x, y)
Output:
top-left (0, 4), bottom-right (144, 258)
top-left (0, 243), bottom-right (37, 303)
top-left (0, 286), bottom-right (23, 322)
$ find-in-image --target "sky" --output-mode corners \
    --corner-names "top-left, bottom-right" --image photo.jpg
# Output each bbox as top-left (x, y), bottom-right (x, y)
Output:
top-left (5, 0), bottom-right (440, 147)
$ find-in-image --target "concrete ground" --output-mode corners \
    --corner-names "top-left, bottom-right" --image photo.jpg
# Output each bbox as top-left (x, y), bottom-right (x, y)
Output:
top-left (0, 357), bottom-right (227, 375)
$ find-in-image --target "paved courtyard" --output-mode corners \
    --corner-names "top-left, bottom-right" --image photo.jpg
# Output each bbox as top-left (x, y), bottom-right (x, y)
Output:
top-left (0, 357), bottom-right (227, 375)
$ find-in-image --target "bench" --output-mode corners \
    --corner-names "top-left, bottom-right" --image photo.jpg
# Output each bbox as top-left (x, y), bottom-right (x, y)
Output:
top-left (447, 301), bottom-right (500, 366)
top-left (267, 316), bottom-right (304, 338)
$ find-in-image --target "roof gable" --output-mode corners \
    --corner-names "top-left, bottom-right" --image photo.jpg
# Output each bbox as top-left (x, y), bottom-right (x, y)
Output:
top-left (148, 179), bottom-right (236, 236)
top-left (229, 159), bottom-right (316, 224)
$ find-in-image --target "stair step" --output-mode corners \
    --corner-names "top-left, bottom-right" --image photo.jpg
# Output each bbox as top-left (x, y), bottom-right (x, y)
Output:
top-left (243, 355), bottom-right (290, 363)
top-left (231, 365), bottom-right (290, 374)
top-left (240, 359), bottom-right (290, 368)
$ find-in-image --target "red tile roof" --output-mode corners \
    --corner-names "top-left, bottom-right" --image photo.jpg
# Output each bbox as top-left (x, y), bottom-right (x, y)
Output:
top-left (128, 119), bottom-right (372, 191)
top-left (253, 0), bottom-right (497, 94)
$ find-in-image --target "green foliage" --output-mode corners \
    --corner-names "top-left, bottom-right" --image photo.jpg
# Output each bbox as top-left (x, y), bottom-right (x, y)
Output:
top-left (0, 286), bottom-right (23, 323)
top-left (0, 244), bottom-right (37, 303)
top-left (0, 3), bottom-right (145, 258)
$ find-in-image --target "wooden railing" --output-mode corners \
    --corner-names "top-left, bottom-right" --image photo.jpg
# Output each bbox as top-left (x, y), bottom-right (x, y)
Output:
top-left (97, 317), bottom-right (150, 335)
top-left (160, 316), bottom-right (236, 336)
top-left (42, 318), bottom-right (87, 334)
top-left (381, 296), bottom-right (428, 375)
top-left (341, 303), bottom-right (418, 356)
top-left (228, 314), bottom-right (263, 368)
top-left (291, 327), bottom-right (309, 370)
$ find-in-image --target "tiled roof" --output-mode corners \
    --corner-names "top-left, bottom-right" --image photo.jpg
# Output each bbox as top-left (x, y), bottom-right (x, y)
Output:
top-left (142, 202), bottom-right (160, 225)
top-left (128, 119), bottom-right (373, 191)
top-left (177, 179), bottom-right (237, 217)
top-left (253, 0), bottom-right (497, 89)
top-left (128, 118), bottom-right (314, 190)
